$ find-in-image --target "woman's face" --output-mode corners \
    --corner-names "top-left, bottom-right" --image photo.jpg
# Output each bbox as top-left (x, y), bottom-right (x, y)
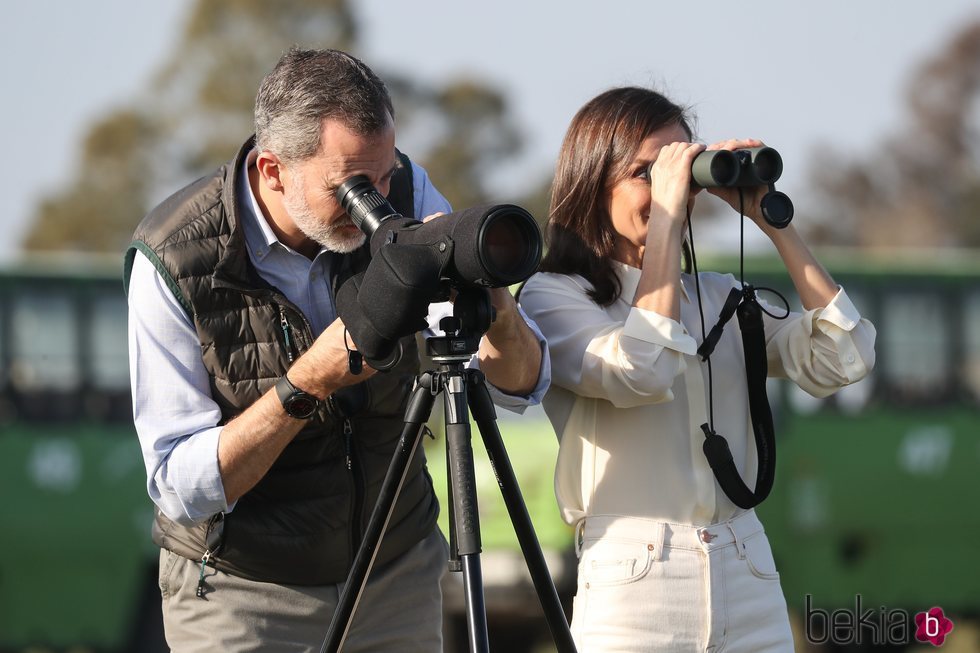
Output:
top-left (605, 122), bottom-right (691, 266)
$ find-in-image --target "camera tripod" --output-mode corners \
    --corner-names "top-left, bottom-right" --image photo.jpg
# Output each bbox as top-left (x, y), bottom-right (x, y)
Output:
top-left (320, 290), bottom-right (576, 653)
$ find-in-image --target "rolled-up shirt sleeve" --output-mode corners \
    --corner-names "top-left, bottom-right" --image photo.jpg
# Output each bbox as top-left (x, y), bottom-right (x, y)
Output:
top-left (764, 286), bottom-right (877, 397)
top-left (128, 252), bottom-right (231, 525)
top-left (520, 272), bottom-right (696, 408)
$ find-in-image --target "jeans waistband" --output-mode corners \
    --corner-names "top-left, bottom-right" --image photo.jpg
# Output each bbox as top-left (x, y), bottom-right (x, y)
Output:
top-left (576, 511), bottom-right (765, 558)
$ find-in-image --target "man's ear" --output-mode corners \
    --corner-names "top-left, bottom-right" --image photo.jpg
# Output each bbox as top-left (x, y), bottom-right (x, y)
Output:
top-left (255, 151), bottom-right (285, 192)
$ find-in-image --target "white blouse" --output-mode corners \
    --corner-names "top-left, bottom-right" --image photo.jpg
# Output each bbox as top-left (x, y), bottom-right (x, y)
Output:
top-left (519, 261), bottom-right (876, 527)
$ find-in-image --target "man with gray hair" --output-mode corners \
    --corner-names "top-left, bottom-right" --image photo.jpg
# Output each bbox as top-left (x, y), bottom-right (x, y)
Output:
top-left (125, 47), bottom-right (548, 651)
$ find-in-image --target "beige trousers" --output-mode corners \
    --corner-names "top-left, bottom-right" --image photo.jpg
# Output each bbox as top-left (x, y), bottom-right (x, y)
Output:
top-left (158, 528), bottom-right (448, 652)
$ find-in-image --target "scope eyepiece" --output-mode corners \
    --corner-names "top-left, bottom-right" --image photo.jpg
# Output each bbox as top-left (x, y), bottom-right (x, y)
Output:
top-left (336, 176), bottom-right (401, 238)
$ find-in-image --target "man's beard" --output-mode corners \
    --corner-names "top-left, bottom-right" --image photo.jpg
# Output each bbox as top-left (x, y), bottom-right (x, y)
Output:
top-left (284, 172), bottom-right (365, 254)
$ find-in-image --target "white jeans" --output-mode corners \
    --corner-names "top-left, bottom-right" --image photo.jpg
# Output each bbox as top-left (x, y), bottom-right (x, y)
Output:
top-left (570, 510), bottom-right (794, 652)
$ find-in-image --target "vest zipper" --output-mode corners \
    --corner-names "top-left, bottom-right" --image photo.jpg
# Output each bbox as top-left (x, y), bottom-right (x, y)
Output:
top-left (343, 418), bottom-right (354, 471)
top-left (345, 418), bottom-right (366, 558)
top-left (196, 512), bottom-right (224, 599)
top-left (278, 306), bottom-right (296, 362)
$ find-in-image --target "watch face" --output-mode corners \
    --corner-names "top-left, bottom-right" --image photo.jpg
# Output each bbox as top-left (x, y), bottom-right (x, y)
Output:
top-left (287, 395), bottom-right (318, 419)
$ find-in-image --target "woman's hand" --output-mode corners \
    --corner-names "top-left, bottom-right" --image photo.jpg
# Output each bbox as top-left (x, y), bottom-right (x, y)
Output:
top-left (703, 138), bottom-right (773, 231)
top-left (647, 141), bottom-right (706, 231)
top-left (631, 140), bottom-right (704, 321)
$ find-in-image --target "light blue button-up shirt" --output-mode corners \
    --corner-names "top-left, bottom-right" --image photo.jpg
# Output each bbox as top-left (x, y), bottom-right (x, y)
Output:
top-left (128, 151), bottom-right (550, 524)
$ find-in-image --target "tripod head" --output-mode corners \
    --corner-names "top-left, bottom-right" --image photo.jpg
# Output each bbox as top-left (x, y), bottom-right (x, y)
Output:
top-left (426, 287), bottom-right (494, 363)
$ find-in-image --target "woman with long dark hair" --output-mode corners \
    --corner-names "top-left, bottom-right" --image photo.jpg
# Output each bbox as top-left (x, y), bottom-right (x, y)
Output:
top-left (519, 87), bottom-right (876, 652)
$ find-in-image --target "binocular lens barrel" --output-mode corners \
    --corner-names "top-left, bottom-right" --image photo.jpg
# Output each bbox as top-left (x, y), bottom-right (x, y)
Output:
top-left (735, 147), bottom-right (782, 186)
top-left (690, 150), bottom-right (740, 187)
top-left (748, 147), bottom-right (783, 185)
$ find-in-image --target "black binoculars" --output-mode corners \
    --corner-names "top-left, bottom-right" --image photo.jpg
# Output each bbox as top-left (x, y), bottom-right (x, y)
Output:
top-left (690, 146), bottom-right (781, 188)
top-left (683, 146), bottom-right (794, 228)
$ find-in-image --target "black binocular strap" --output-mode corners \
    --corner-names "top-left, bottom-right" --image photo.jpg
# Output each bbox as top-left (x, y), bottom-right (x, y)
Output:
top-left (697, 286), bottom-right (776, 509)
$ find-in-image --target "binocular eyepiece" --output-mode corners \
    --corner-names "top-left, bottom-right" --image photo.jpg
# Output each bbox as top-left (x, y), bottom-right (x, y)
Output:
top-left (683, 146), bottom-right (794, 229)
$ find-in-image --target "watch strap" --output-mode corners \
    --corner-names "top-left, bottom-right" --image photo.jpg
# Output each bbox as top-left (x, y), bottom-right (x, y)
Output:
top-left (275, 374), bottom-right (320, 419)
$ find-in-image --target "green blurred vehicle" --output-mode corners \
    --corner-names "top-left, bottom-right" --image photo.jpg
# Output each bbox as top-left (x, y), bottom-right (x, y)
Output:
top-left (0, 258), bottom-right (164, 652)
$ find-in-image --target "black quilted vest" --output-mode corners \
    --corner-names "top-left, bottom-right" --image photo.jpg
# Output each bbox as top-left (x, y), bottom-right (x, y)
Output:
top-left (124, 138), bottom-right (438, 585)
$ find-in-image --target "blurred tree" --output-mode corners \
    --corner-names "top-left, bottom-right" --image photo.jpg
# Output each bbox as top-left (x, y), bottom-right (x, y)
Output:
top-left (23, 0), bottom-right (534, 253)
top-left (807, 20), bottom-right (980, 249)
top-left (28, 109), bottom-right (160, 252)
top-left (412, 80), bottom-right (522, 210)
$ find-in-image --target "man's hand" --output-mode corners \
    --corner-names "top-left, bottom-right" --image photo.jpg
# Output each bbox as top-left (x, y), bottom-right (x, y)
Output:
top-left (288, 318), bottom-right (378, 398)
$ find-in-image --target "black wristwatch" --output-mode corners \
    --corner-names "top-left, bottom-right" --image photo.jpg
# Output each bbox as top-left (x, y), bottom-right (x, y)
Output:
top-left (275, 375), bottom-right (321, 420)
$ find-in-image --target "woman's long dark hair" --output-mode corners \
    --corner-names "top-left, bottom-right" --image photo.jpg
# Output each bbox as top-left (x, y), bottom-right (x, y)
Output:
top-left (539, 87), bottom-right (693, 306)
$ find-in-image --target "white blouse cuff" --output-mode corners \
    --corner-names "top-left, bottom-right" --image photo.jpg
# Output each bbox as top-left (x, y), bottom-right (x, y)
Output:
top-left (815, 287), bottom-right (861, 331)
top-left (623, 306), bottom-right (698, 355)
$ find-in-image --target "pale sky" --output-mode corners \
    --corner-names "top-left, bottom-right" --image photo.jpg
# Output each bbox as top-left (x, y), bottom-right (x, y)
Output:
top-left (5, 1), bottom-right (980, 262)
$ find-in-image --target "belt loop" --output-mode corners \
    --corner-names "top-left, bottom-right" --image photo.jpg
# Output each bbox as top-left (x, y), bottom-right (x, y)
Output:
top-left (728, 516), bottom-right (746, 560)
top-left (651, 522), bottom-right (666, 562)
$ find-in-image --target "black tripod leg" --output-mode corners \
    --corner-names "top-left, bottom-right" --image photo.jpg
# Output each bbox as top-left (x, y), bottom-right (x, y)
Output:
top-left (445, 439), bottom-right (462, 572)
top-left (443, 370), bottom-right (491, 653)
top-left (320, 374), bottom-right (439, 653)
top-left (467, 370), bottom-right (578, 653)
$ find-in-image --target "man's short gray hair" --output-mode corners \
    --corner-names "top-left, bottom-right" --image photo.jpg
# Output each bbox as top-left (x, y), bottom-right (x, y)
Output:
top-left (254, 48), bottom-right (394, 163)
